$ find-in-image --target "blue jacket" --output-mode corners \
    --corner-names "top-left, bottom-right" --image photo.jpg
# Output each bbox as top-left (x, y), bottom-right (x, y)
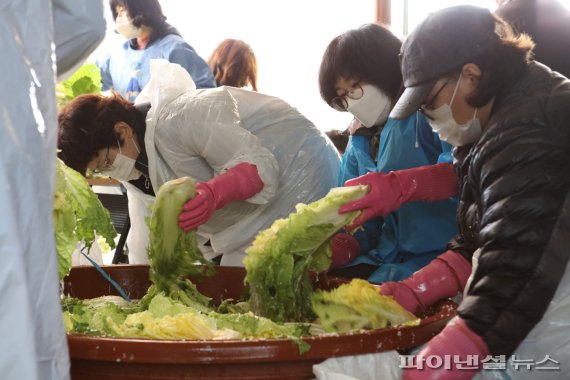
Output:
top-left (340, 113), bottom-right (458, 283)
top-left (98, 24), bottom-right (216, 101)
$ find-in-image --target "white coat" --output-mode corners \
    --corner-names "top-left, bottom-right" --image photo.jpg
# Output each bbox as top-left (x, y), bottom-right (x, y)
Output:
top-left (0, 1), bottom-right (104, 379)
top-left (125, 60), bottom-right (341, 266)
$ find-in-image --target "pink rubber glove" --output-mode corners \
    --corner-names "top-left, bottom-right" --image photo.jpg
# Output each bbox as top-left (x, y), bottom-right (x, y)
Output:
top-left (339, 163), bottom-right (457, 230)
top-left (379, 250), bottom-right (472, 314)
top-left (403, 317), bottom-right (489, 380)
top-left (330, 233), bottom-right (360, 268)
top-left (178, 163), bottom-right (264, 231)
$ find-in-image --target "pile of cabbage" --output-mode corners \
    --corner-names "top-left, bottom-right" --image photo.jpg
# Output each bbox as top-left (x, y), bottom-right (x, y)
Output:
top-left (61, 177), bottom-right (418, 350)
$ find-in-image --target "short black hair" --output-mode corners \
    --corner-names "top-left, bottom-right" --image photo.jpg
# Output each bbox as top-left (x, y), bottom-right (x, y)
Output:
top-left (318, 23), bottom-right (403, 108)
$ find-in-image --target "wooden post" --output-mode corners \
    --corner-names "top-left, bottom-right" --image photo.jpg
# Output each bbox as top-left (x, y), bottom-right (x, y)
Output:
top-left (376, 0), bottom-right (391, 25)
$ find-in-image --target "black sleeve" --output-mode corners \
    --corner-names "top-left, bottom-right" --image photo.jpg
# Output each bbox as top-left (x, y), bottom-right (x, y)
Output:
top-left (457, 123), bottom-right (570, 356)
top-left (447, 145), bottom-right (479, 263)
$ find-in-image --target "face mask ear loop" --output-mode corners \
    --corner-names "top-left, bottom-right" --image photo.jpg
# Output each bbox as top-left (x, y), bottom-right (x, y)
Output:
top-left (132, 137), bottom-right (141, 154)
top-left (116, 139), bottom-right (122, 154)
top-left (472, 107), bottom-right (478, 120)
top-left (449, 72), bottom-right (463, 108)
top-left (415, 111), bottom-right (420, 148)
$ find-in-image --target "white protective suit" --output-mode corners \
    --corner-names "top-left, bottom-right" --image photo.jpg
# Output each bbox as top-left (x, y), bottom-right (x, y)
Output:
top-left (0, 1), bottom-right (104, 379)
top-left (125, 60), bottom-right (341, 266)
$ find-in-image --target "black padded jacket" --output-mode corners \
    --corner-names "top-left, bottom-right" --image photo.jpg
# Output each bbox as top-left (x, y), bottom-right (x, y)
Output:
top-left (449, 61), bottom-right (570, 356)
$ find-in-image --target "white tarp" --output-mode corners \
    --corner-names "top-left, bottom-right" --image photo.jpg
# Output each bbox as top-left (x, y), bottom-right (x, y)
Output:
top-left (0, 0), bottom-right (104, 378)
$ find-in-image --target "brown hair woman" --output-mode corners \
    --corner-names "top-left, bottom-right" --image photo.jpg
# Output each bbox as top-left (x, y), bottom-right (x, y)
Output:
top-left (208, 39), bottom-right (258, 91)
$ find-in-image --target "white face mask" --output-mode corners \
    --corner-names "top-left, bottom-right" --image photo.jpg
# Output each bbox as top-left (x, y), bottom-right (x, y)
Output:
top-left (115, 14), bottom-right (141, 40)
top-left (425, 76), bottom-right (482, 147)
top-left (346, 84), bottom-right (392, 128)
top-left (105, 138), bottom-right (142, 181)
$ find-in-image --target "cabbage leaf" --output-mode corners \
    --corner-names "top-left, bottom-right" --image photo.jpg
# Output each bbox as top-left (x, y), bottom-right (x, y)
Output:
top-left (244, 185), bottom-right (368, 322)
top-left (53, 158), bottom-right (117, 279)
top-left (56, 63), bottom-right (102, 109)
top-left (311, 279), bottom-right (419, 332)
top-left (142, 177), bottom-right (214, 310)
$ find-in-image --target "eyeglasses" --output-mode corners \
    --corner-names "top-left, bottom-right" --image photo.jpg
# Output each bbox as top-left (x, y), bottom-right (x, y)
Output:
top-left (331, 83), bottom-right (364, 111)
top-left (93, 147), bottom-right (111, 174)
top-left (115, 5), bottom-right (127, 15)
top-left (419, 80), bottom-right (449, 120)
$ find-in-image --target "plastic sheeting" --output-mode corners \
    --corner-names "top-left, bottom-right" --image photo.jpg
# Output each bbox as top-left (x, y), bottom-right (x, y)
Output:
top-left (125, 60), bottom-right (341, 265)
top-left (0, 1), bottom-right (104, 379)
top-left (474, 260), bottom-right (570, 380)
top-left (313, 351), bottom-right (402, 380)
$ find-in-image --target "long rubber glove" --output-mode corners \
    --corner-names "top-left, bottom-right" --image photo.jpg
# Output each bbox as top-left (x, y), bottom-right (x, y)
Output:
top-left (329, 233), bottom-right (360, 268)
top-left (379, 250), bottom-right (472, 314)
top-left (178, 163), bottom-right (264, 232)
top-left (403, 317), bottom-right (489, 380)
top-left (339, 163), bottom-right (457, 230)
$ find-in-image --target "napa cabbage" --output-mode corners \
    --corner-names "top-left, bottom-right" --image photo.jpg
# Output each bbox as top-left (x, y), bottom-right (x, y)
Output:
top-left (141, 177), bottom-right (214, 310)
top-left (244, 185), bottom-right (368, 323)
top-left (53, 158), bottom-right (117, 279)
top-left (311, 279), bottom-right (419, 333)
top-left (56, 63), bottom-right (102, 109)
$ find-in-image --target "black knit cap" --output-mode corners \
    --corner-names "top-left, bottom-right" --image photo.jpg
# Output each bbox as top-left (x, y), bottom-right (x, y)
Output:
top-left (390, 5), bottom-right (498, 119)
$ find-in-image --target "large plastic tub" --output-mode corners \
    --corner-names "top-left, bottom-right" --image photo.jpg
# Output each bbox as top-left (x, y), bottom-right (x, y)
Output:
top-left (63, 265), bottom-right (456, 380)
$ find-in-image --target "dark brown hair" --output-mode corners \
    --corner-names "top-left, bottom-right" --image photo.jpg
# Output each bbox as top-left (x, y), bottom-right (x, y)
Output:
top-left (110, 0), bottom-right (166, 29)
top-left (57, 93), bottom-right (145, 175)
top-left (325, 129), bottom-right (350, 154)
top-left (208, 39), bottom-right (258, 91)
top-left (318, 23), bottom-right (403, 108)
top-left (442, 13), bottom-right (535, 107)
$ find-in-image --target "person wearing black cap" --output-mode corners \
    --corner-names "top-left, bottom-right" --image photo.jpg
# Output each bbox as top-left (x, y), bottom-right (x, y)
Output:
top-left (339, 5), bottom-right (570, 379)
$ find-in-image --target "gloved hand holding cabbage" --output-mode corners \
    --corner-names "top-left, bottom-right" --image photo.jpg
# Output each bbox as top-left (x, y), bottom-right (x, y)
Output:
top-left (178, 163), bottom-right (264, 231)
top-left (62, 176), bottom-right (430, 344)
top-left (339, 163), bottom-right (458, 230)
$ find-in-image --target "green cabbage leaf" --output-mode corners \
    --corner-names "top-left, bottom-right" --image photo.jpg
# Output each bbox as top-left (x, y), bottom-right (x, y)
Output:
top-left (142, 177), bottom-right (214, 310)
top-left (53, 158), bottom-right (117, 279)
top-left (56, 63), bottom-right (102, 109)
top-left (244, 185), bottom-right (368, 323)
top-left (311, 279), bottom-right (419, 333)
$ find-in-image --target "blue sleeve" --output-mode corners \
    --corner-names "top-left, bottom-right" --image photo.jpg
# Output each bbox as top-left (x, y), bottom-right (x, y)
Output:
top-left (352, 217), bottom-right (383, 255)
top-left (437, 141), bottom-right (454, 164)
top-left (337, 134), bottom-right (382, 254)
top-left (351, 114), bottom-right (459, 282)
top-left (337, 134), bottom-right (377, 186)
top-left (96, 54), bottom-right (113, 91)
top-left (415, 114), bottom-right (454, 164)
top-left (411, 115), bottom-right (443, 165)
top-left (414, 115), bottom-right (458, 204)
top-left (168, 45), bottom-right (217, 89)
